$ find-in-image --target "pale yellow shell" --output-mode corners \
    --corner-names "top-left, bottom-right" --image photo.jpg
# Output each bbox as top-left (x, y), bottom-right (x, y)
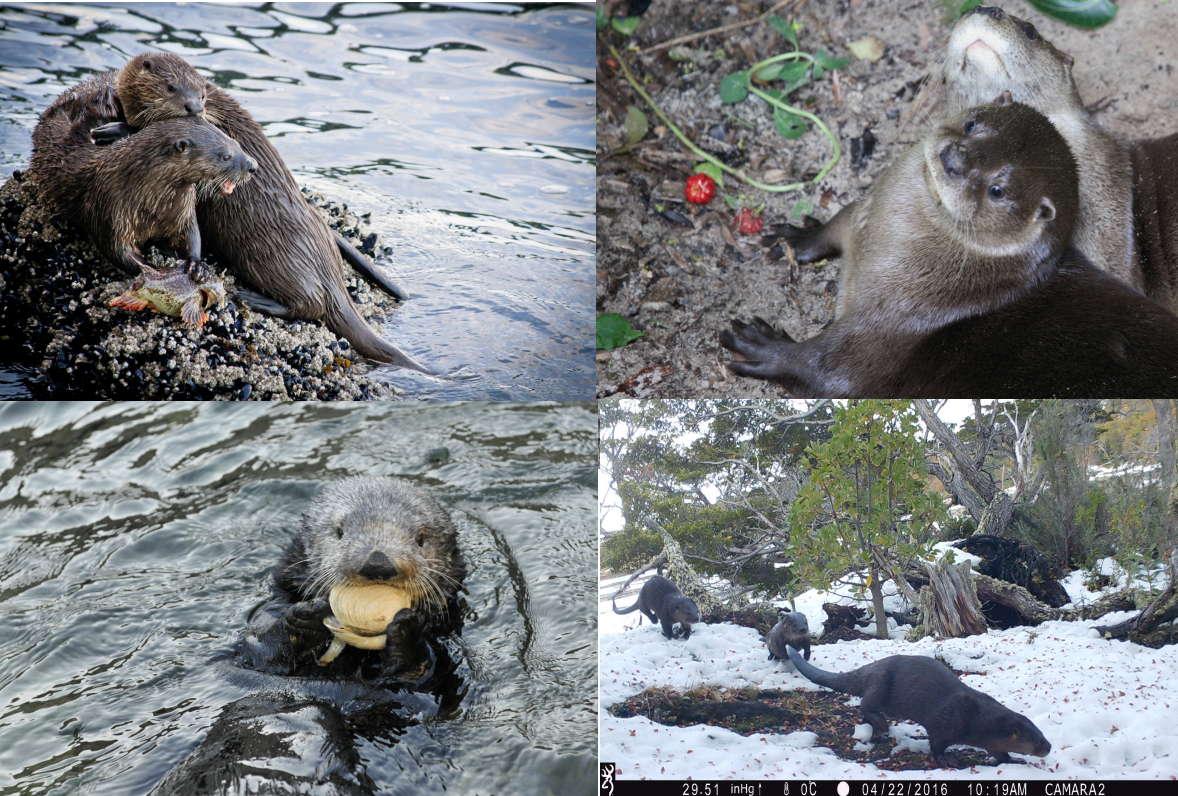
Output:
top-left (328, 582), bottom-right (411, 634)
top-left (317, 583), bottom-right (412, 666)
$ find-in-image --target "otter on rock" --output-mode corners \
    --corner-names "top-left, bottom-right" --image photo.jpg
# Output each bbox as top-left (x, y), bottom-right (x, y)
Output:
top-left (238, 476), bottom-right (467, 681)
top-left (723, 95), bottom-right (1178, 397)
top-left (612, 575), bottom-right (700, 640)
top-left (785, 646), bottom-right (1051, 766)
top-left (28, 111), bottom-right (255, 278)
top-left (89, 53), bottom-right (427, 371)
top-left (766, 611), bottom-right (810, 663)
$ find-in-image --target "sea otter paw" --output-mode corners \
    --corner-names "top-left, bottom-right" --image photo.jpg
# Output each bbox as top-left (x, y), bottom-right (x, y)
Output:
top-left (378, 608), bottom-right (432, 677)
top-left (760, 216), bottom-right (824, 261)
top-left (284, 598), bottom-right (333, 652)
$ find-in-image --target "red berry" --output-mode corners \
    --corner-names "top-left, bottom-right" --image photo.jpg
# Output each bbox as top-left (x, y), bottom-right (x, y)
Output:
top-left (734, 208), bottom-right (763, 235)
top-left (685, 173), bottom-right (715, 204)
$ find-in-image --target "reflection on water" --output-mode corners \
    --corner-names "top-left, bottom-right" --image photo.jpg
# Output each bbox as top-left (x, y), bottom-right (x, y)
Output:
top-left (0, 401), bottom-right (598, 794)
top-left (0, 2), bottom-right (594, 399)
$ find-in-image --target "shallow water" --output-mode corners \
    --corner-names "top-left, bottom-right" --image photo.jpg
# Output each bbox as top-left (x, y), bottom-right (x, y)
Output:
top-left (0, 2), bottom-right (594, 400)
top-left (0, 401), bottom-right (598, 794)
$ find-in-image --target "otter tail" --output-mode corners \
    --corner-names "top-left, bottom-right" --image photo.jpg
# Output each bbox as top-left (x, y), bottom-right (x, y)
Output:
top-left (786, 646), bottom-right (850, 692)
top-left (612, 596), bottom-right (642, 615)
top-left (323, 289), bottom-right (433, 374)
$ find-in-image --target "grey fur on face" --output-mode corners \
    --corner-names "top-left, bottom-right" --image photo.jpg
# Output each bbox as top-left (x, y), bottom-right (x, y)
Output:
top-left (297, 476), bottom-right (464, 613)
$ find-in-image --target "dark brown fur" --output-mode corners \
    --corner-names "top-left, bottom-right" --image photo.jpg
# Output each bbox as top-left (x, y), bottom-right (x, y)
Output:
top-left (786, 647), bottom-right (1051, 765)
top-left (106, 56), bottom-right (428, 371)
top-left (1130, 133), bottom-right (1178, 310)
top-left (29, 102), bottom-right (254, 275)
top-left (612, 575), bottom-right (700, 640)
top-left (767, 611), bottom-right (810, 662)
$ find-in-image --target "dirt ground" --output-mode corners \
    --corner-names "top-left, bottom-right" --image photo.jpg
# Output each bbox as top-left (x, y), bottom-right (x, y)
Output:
top-left (596, 0), bottom-right (1178, 398)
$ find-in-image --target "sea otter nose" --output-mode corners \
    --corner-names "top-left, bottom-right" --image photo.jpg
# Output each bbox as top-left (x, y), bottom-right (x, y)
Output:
top-left (184, 100), bottom-right (202, 116)
top-left (358, 550), bottom-right (398, 581)
top-left (970, 5), bottom-right (1005, 19)
top-left (939, 143), bottom-right (966, 179)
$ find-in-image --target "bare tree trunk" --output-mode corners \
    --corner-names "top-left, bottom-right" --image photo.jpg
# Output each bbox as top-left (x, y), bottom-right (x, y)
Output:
top-left (869, 565), bottom-right (888, 639)
top-left (918, 558), bottom-right (988, 638)
top-left (915, 399), bottom-right (998, 505)
top-left (1153, 399), bottom-right (1177, 492)
top-left (976, 492), bottom-right (1015, 538)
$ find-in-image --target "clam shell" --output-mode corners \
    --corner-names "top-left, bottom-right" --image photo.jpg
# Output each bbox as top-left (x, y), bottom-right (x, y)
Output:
top-left (328, 582), bottom-right (411, 634)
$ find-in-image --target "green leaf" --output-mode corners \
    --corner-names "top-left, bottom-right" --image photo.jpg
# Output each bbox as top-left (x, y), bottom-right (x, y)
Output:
top-left (624, 105), bottom-right (648, 146)
top-left (596, 4), bottom-right (607, 29)
top-left (721, 193), bottom-right (741, 211)
top-left (695, 162), bottom-right (724, 187)
top-left (596, 314), bottom-right (644, 350)
top-left (754, 63), bottom-right (784, 82)
top-left (789, 198), bottom-right (814, 221)
top-left (719, 70), bottom-right (750, 103)
top-left (774, 106), bottom-right (807, 139)
top-left (778, 61), bottom-right (811, 95)
top-left (814, 49), bottom-right (851, 72)
top-left (1024, 0), bottom-right (1117, 28)
top-left (767, 16), bottom-right (799, 50)
top-left (611, 15), bottom-right (641, 36)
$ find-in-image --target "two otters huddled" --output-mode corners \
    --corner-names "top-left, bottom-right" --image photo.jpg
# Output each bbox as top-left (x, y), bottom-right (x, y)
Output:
top-left (25, 53), bottom-right (431, 372)
top-left (722, 6), bottom-right (1178, 396)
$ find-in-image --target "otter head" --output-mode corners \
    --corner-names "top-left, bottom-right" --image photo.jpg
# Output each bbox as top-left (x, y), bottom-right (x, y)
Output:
top-left (923, 92), bottom-right (1077, 269)
top-left (119, 53), bottom-right (208, 127)
top-left (983, 708), bottom-right (1052, 759)
top-left (298, 476), bottom-right (465, 615)
top-left (943, 5), bottom-right (1080, 115)
top-left (153, 118), bottom-right (257, 196)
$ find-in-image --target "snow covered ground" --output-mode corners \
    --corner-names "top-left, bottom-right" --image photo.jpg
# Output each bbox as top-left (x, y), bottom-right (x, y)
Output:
top-left (599, 562), bottom-right (1178, 779)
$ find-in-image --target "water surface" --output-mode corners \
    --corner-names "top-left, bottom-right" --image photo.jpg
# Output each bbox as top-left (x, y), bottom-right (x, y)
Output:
top-left (0, 2), bottom-right (594, 399)
top-left (0, 401), bottom-right (598, 794)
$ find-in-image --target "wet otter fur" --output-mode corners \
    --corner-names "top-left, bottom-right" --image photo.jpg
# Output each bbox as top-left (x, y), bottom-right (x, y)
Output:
top-left (785, 647), bottom-right (1051, 766)
top-left (1130, 133), bottom-right (1178, 308)
top-left (29, 109), bottom-right (255, 277)
top-left (239, 476), bottom-right (466, 681)
top-left (766, 611), bottom-right (810, 663)
top-left (612, 575), bottom-right (700, 640)
top-left (91, 54), bottom-right (427, 371)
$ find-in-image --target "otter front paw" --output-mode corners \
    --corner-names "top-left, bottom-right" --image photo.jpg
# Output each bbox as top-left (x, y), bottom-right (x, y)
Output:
top-left (720, 317), bottom-right (797, 380)
top-left (283, 598), bottom-right (332, 656)
top-left (761, 215), bottom-right (831, 263)
top-left (90, 122), bottom-right (136, 146)
top-left (379, 608), bottom-right (433, 679)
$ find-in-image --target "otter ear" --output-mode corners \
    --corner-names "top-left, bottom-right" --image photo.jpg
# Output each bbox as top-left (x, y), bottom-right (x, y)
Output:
top-left (1035, 197), bottom-right (1056, 222)
top-left (993, 90), bottom-right (1014, 107)
top-left (173, 139), bottom-right (189, 154)
top-left (1060, 50), bottom-right (1075, 69)
top-left (142, 59), bottom-right (153, 71)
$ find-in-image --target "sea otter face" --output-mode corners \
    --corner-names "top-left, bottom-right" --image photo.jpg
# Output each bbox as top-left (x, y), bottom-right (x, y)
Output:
top-left (298, 476), bottom-right (466, 613)
top-left (119, 52), bottom-right (209, 127)
top-left (923, 93), bottom-right (1078, 264)
top-left (943, 5), bottom-right (1077, 113)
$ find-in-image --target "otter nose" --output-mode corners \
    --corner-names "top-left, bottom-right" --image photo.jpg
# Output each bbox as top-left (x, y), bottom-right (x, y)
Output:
top-left (939, 143), bottom-right (966, 179)
top-left (247, 157), bottom-right (257, 174)
top-left (358, 550), bottom-right (398, 581)
top-left (970, 5), bottom-right (1006, 19)
top-left (184, 100), bottom-right (202, 116)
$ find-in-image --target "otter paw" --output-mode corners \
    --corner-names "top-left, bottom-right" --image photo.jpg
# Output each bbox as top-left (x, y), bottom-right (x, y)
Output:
top-left (90, 121), bottom-right (136, 146)
top-left (379, 608), bottom-right (432, 677)
top-left (283, 598), bottom-right (332, 652)
top-left (720, 318), bottom-right (796, 379)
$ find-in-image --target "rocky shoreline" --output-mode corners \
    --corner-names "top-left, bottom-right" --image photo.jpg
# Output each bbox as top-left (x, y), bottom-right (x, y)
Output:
top-left (0, 173), bottom-right (407, 399)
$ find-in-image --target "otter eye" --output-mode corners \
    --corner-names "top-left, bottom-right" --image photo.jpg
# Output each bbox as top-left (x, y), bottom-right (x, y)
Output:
top-left (221, 152), bottom-right (230, 162)
top-left (167, 84), bottom-right (176, 93)
top-left (1023, 24), bottom-right (1038, 40)
top-left (964, 119), bottom-right (975, 134)
top-left (989, 185), bottom-right (1005, 199)
top-left (415, 531), bottom-right (426, 547)
top-left (336, 525), bottom-right (344, 539)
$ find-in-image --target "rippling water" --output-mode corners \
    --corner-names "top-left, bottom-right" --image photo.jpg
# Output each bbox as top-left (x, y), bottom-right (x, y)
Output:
top-left (0, 2), bottom-right (594, 400)
top-left (0, 401), bottom-right (598, 794)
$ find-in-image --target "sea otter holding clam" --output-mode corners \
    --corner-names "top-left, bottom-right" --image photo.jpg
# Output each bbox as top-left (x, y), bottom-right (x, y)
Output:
top-left (238, 476), bottom-right (466, 681)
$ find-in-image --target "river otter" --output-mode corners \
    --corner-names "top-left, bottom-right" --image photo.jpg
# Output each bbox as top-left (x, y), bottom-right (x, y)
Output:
top-left (612, 575), bottom-right (700, 640)
top-left (785, 647), bottom-right (1051, 766)
top-left (28, 109), bottom-right (255, 278)
top-left (723, 96), bottom-right (1178, 396)
top-left (88, 53), bottom-right (427, 371)
top-left (238, 476), bottom-right (467, 681)
top-left (766, 611), bottom-right (810, 663)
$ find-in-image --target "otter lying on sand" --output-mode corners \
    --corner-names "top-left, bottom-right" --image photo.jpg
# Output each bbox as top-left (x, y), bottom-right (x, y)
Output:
top-left (238, 476), bottom-right (467, 682)
top-left (612, 575), bottom-right (700, 640)
top-left (723, 95), bottom-right (1178, 396)
top-left (785, 646), bottom-right (1051, 766)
